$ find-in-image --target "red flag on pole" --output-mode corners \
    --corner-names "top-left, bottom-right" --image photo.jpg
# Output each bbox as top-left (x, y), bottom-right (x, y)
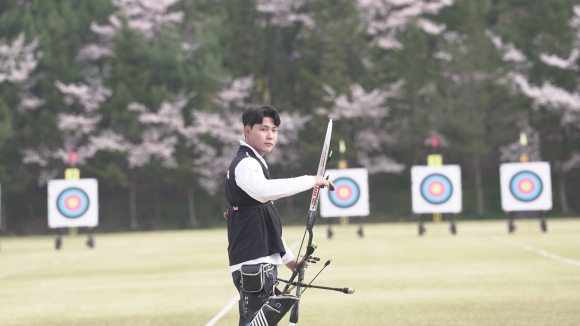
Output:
top-left (70, 151), bottom-right (78, 164)
top-left (431, 134), bottom-right (439, 148)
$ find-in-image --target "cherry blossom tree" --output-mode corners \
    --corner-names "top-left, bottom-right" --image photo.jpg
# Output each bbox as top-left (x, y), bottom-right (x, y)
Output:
top-left (356, 0), bottom-right (454, 50)
top-left (185, 76), bottom-right (311, 197)
top-left (187, 76), bottom-right (253, 196)
top-left (427, 10), bottom-right (526, 217)
top-left (0, 34), bottom-right (44, 112)
top-left (21, 78), bottom-right (125, 186)
top-left (78, 0), bottom-right (184, 61)
top-left (256, 0), bottom-right (315, 28)
top-left (318, 82), bottom-right (405, 174)
top-left (488, 14), bottom-right (580, 214)
top-left (126, 93), bottom-right (193, 169)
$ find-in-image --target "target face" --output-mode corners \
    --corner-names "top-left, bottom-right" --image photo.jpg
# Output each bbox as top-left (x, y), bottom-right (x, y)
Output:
top-left (57, 188), bottom-right (90, 218)
top-left (329, 178), bottom-right (360, 208)
top-left (500, 162), bottom-right (552, 211)
top-left (320, 169), bottom-right (369, 217)
top-left (510, 171), bottom-right (543, 202)
top-left (48, 178), bottom-right (98, 228)
top-left (420, 174), bottom-right (453, 204)
top-left (412, 165), bottom-right (462, 214)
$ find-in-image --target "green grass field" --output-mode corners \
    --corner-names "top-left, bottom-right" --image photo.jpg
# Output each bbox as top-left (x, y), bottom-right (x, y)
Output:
top-left (1, 218), bottom-right (579, 326)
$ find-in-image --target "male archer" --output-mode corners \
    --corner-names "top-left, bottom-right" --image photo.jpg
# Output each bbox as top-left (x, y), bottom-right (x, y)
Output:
top-left (225, 105), bottom-right (334, 326)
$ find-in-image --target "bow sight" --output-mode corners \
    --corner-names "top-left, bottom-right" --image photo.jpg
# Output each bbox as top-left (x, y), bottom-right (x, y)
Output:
top-left (279, 119), bottom-right (355, 325)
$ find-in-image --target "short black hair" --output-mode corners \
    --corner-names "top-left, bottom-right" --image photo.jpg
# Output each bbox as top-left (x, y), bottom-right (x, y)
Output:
top-left (242, 105), bottom-right (281, 128)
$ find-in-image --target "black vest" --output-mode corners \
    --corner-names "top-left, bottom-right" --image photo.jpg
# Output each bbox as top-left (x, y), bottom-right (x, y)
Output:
top-left (225, 146), bottom-right (286, 266)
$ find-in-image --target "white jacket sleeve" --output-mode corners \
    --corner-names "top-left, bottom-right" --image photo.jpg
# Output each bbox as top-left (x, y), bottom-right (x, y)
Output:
top-left (235, 157), bottom-right (316, 203)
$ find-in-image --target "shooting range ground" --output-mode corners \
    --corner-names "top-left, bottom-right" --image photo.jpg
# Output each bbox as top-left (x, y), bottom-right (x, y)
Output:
top-left (1, 219), bottom-right (579, 326)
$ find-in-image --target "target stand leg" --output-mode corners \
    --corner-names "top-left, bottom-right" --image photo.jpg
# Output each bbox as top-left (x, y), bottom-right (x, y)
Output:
top-left (86, 234), bottom-right (94, 248)
top-left (450, 214), bottom-right (458, 235)
top-left (540, 218), bottom-right (547, 233)
top-left (418, 216), bottom-right (426, 236)
top-left (508, 218), bottom-right (516, 234)
top-left (450, 221), bottom-right (456, 235)
top-left (327, 223), bottom-right (334, 239)
top-left (55, 229), bottom-right (62, 250)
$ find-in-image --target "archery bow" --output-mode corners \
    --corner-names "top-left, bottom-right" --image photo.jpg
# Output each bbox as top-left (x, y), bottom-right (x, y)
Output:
top-left (283, 119), bottom-right (332, 293)
top-left (279, 119), bottom-right (354, 325)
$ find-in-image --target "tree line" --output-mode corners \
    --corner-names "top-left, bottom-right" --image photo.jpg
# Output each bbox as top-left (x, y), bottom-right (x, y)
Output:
top-left (0, 0), bottom-right (579, 234)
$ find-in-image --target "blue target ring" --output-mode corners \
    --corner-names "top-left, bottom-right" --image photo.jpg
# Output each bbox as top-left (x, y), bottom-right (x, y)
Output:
top-left (57, 188), bottom-right (90, 219)
top-left (510, 171), bottom-right (543, 202)
top-left (328, 178), bottom-right (360, 208)
top-left (420, 174), bottom-right (453, 205)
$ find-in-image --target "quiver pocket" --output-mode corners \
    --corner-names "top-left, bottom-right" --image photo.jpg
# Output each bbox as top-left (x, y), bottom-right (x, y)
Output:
top-left (241, 264), bottom-right (265, 293)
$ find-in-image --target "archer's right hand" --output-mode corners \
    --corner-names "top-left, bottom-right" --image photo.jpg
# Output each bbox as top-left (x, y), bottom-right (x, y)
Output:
top-left (313, 175), bottom-right (335, 191)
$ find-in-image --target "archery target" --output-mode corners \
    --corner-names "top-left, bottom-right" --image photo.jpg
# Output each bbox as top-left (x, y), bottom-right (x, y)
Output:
top-left (48, 179), bottom-right (98, 228)
top-left (320, 168), bottom-right (369, 217)
top-left (412, 165), bottom-right (462, 213)
top-left (329, 178), bottom-right (360, 208)
top-left (500, 162), bottom-right (552, 211)
top-left (420, 174), bottom-right (453, 204)
top-left (57, 188), bottom-right (90, 218)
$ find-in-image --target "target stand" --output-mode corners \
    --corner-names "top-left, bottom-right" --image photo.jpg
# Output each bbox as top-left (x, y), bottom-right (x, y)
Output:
top-left (411, 165), bottom-right (462, 236)
top-left (320, 168), bottom-right (369, 239)
top-left (48, 176), bottom-right (98, 249)
top-left (500, 162), bottom-right (552, 233)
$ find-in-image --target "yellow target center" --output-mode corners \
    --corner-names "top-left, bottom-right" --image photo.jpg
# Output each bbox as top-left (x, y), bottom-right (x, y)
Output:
top-left (67, 197), bottom-right (80, 209)
top-left (520, 180), bottom-right (532, 193)
top-left (338, 187), bottom-right (351, 199)
top-left (430, 183), bottom-right (443, 195)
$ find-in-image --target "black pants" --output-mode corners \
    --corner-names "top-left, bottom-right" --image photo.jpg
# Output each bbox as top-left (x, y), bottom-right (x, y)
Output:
top-left (232, 264), bottom-right (279, 326)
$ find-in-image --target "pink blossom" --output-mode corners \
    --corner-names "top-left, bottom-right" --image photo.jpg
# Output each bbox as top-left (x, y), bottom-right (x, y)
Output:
top-left (57, 114), bottom-right (102, 134)
top-left (485, 30), bottom-right (527, 63)
top-left (324, 83), bottom-right (400, 119)
top-left (55, 78), bottom-right (112, 112)
top-left (89, 130), bottom-right (130, 152)
top-left (37, 169), bottom-right (59, 187)
top-left (113, 0), bottom-right (184, 40)
top-left (256, 0), bottom-right (315, 28)
top-left (357, 0), bottom-right (454, 50)
top-left (0, 33), bottom-right (43, 112)
top-left (540, 49), bottom-right (579, 71)
top-left (0, 34), bottom-right (39, 84)
top-left (321, 82), bottom-right (405, 174)
top-left (558, 152), bottom-right (580, 173)
top-left (213, 76), bottom-right (255, 109)
top-left (127, 128), bottom-right (178, 169)
top-left (510, 73), bottom-right (580, 112)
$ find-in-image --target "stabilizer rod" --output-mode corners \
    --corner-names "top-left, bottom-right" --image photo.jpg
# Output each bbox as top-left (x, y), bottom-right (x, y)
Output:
top-left (278, 278), bottom-right (355, 294)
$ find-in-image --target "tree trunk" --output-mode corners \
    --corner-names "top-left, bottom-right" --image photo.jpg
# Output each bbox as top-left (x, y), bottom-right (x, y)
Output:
top-left (130, 182), bottom-right (137, 230)
top-left (154, 187), bottom-right (161, 221)
top-left (188, 186), bottom-right (198, 227)
top-left (473, 154), bottom-right (485, 216)
top-left (559, 175), bottom-right (569, 215)
top-left (1, 199), bottom-right (6, 233)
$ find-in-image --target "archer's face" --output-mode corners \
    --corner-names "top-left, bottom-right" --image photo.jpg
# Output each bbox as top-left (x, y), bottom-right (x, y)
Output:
top-left (244, 117), bottom-right (278, 157)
